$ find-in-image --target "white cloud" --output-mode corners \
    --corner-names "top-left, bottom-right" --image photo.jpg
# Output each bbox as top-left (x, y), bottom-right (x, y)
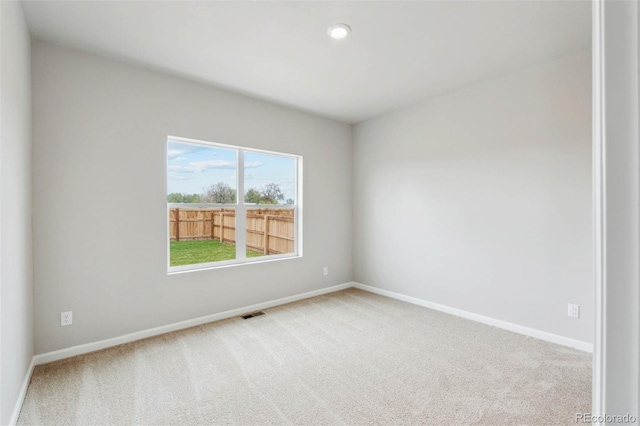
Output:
top-left (168, 165), bottom-right (196, 173)
top-left (189, 160), bottom-right (236, 171)
top-left (167, 149), bottom-right (185, 161)
top-left (182, 160), bottom-right (264, 172)
top-left (167, 174), bottom-right (194, 181)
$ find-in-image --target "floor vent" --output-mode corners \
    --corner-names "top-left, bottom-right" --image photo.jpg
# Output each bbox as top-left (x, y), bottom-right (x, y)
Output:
top-left (241, 311), bottom-right (265, 319)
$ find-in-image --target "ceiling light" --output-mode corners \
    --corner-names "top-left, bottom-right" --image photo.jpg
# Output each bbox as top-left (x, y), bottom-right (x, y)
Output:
top-left (327, 24), bottom-right (351, 40)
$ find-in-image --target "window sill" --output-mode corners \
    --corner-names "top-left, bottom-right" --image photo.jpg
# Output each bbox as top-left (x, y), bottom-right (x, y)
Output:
top-left (167, 253), bottom-right (302, 275)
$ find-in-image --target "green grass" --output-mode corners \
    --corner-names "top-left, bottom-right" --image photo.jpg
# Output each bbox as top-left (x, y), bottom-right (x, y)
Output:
top-left (170, 239), bottom-right (263, 267)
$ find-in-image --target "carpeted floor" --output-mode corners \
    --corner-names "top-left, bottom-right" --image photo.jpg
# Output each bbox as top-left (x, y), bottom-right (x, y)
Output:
top-left (18, 288), bottom-right (591, 425)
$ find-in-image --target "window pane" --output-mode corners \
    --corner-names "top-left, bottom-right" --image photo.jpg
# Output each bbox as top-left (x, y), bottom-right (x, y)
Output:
top-left (167, 140), bottom-right (237, 204)
top-left (169, 208), bottom-right (236, 266)
top-left (246, 208), bottom-right (295, 257)
top-left (167, 138), bottom-right (300, 271)
top-left (244, 151), bottom-right (296, 205)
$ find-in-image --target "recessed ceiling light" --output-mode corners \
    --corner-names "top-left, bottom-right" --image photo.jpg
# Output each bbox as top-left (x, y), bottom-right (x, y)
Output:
top-left (327, 24), bottom-right (351, 40)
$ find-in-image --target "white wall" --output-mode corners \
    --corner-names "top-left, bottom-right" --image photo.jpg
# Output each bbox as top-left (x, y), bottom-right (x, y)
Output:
top-left (596, 0), bottom-right (639, 417)
top-left (353, 51), bottom-right (592, 344)
top-left (31, 40), bottom-right (352, 354)
top-left (0, 1), bottom-right (33, 424)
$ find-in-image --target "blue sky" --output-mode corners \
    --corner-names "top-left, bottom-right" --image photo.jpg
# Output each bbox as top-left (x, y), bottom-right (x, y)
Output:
top-left (167, 140), bottom-right (296, 202)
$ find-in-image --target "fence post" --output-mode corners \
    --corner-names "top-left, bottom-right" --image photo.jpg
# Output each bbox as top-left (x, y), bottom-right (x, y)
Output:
top-left (211, 210), bottom-right (215, 239)
top-left (175, 208), bottom-right (180, 242)
top-left (263, 215), bottom-right (270, 254)
top-left (220, 211), bottom-right (224, 243)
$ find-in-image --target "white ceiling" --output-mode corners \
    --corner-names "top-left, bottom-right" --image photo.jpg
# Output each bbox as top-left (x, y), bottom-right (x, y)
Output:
top-left (21, 0), bottom-right (591, 124)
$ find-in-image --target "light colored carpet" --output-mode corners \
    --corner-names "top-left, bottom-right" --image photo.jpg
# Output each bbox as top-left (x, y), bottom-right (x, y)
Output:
top-left (18, 288), bottom-right (591, 425)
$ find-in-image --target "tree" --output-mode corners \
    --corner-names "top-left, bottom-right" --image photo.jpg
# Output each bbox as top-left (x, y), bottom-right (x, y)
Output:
top-left (260, 183), bottom-right (284, 204)
top-left (168, 193), bottom-right (201, 203)
top-left (167, 193), bottom-right (184, 203)
top-left (184, 193), bottom-right (202, 203)
top-left (244, 188), bottom-right (261, 204)
top-left (202, 182), bottom-right (236, 204)
top-left (285, 198), bottom-right (294, 205)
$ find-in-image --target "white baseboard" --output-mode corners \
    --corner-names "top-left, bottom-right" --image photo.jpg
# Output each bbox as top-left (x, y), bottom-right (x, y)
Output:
top-left (352, 282), bottom-right (593, 353)
top-left (9, 357), bottom-right (35, 426)
top-left (33, 282), bottom-right (353, 366)
top-left (32, 280), bottom-right (592, 366)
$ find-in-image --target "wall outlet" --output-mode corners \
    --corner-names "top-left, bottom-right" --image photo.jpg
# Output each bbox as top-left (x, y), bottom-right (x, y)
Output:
top-left (61, 311), bottom-right (73, 326)
top-left (323, 267), bottom-right (328, 276)
top-left (567, 304), bottom-right (580, 319)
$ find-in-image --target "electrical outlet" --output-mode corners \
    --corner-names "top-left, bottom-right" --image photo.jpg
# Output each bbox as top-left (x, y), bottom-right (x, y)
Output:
top-left (323, 267), bottom-right (328, 276)
top-left (61, 311), bottom-right (73, 326)
top-left (567, 304), bottom-right (580, 319)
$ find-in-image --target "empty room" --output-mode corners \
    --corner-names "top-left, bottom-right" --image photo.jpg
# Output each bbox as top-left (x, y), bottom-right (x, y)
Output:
top-left (1, 0), bottom-right (638, 425)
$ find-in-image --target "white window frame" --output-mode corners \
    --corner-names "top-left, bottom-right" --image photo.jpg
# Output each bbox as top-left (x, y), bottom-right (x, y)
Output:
top-left (166, 135), bottom-right (302, 274)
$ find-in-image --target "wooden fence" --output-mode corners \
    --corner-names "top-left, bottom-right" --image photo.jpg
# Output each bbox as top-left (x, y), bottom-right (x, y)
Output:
top-left (169, 208), bottom-right (294, 255)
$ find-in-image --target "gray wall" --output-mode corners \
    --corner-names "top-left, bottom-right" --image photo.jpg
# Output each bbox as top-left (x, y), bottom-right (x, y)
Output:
top-left (0, 1), bottom-right (33, 424)
top-left (353, 51), bottom-right (593, 344)
top-left (31, 40), bottom-right (352, 354)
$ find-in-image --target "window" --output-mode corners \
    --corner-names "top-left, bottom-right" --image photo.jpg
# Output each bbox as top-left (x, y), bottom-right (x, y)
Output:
top-left (167, 136), bottom-right (301, 272)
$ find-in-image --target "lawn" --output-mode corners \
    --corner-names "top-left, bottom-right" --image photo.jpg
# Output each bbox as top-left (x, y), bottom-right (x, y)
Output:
top-left (170, 239), bottom-right (263, 266)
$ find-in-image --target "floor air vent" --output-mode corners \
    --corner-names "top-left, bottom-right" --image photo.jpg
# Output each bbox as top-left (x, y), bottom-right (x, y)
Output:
top-left (241, 311), bottom-right (265, 319)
